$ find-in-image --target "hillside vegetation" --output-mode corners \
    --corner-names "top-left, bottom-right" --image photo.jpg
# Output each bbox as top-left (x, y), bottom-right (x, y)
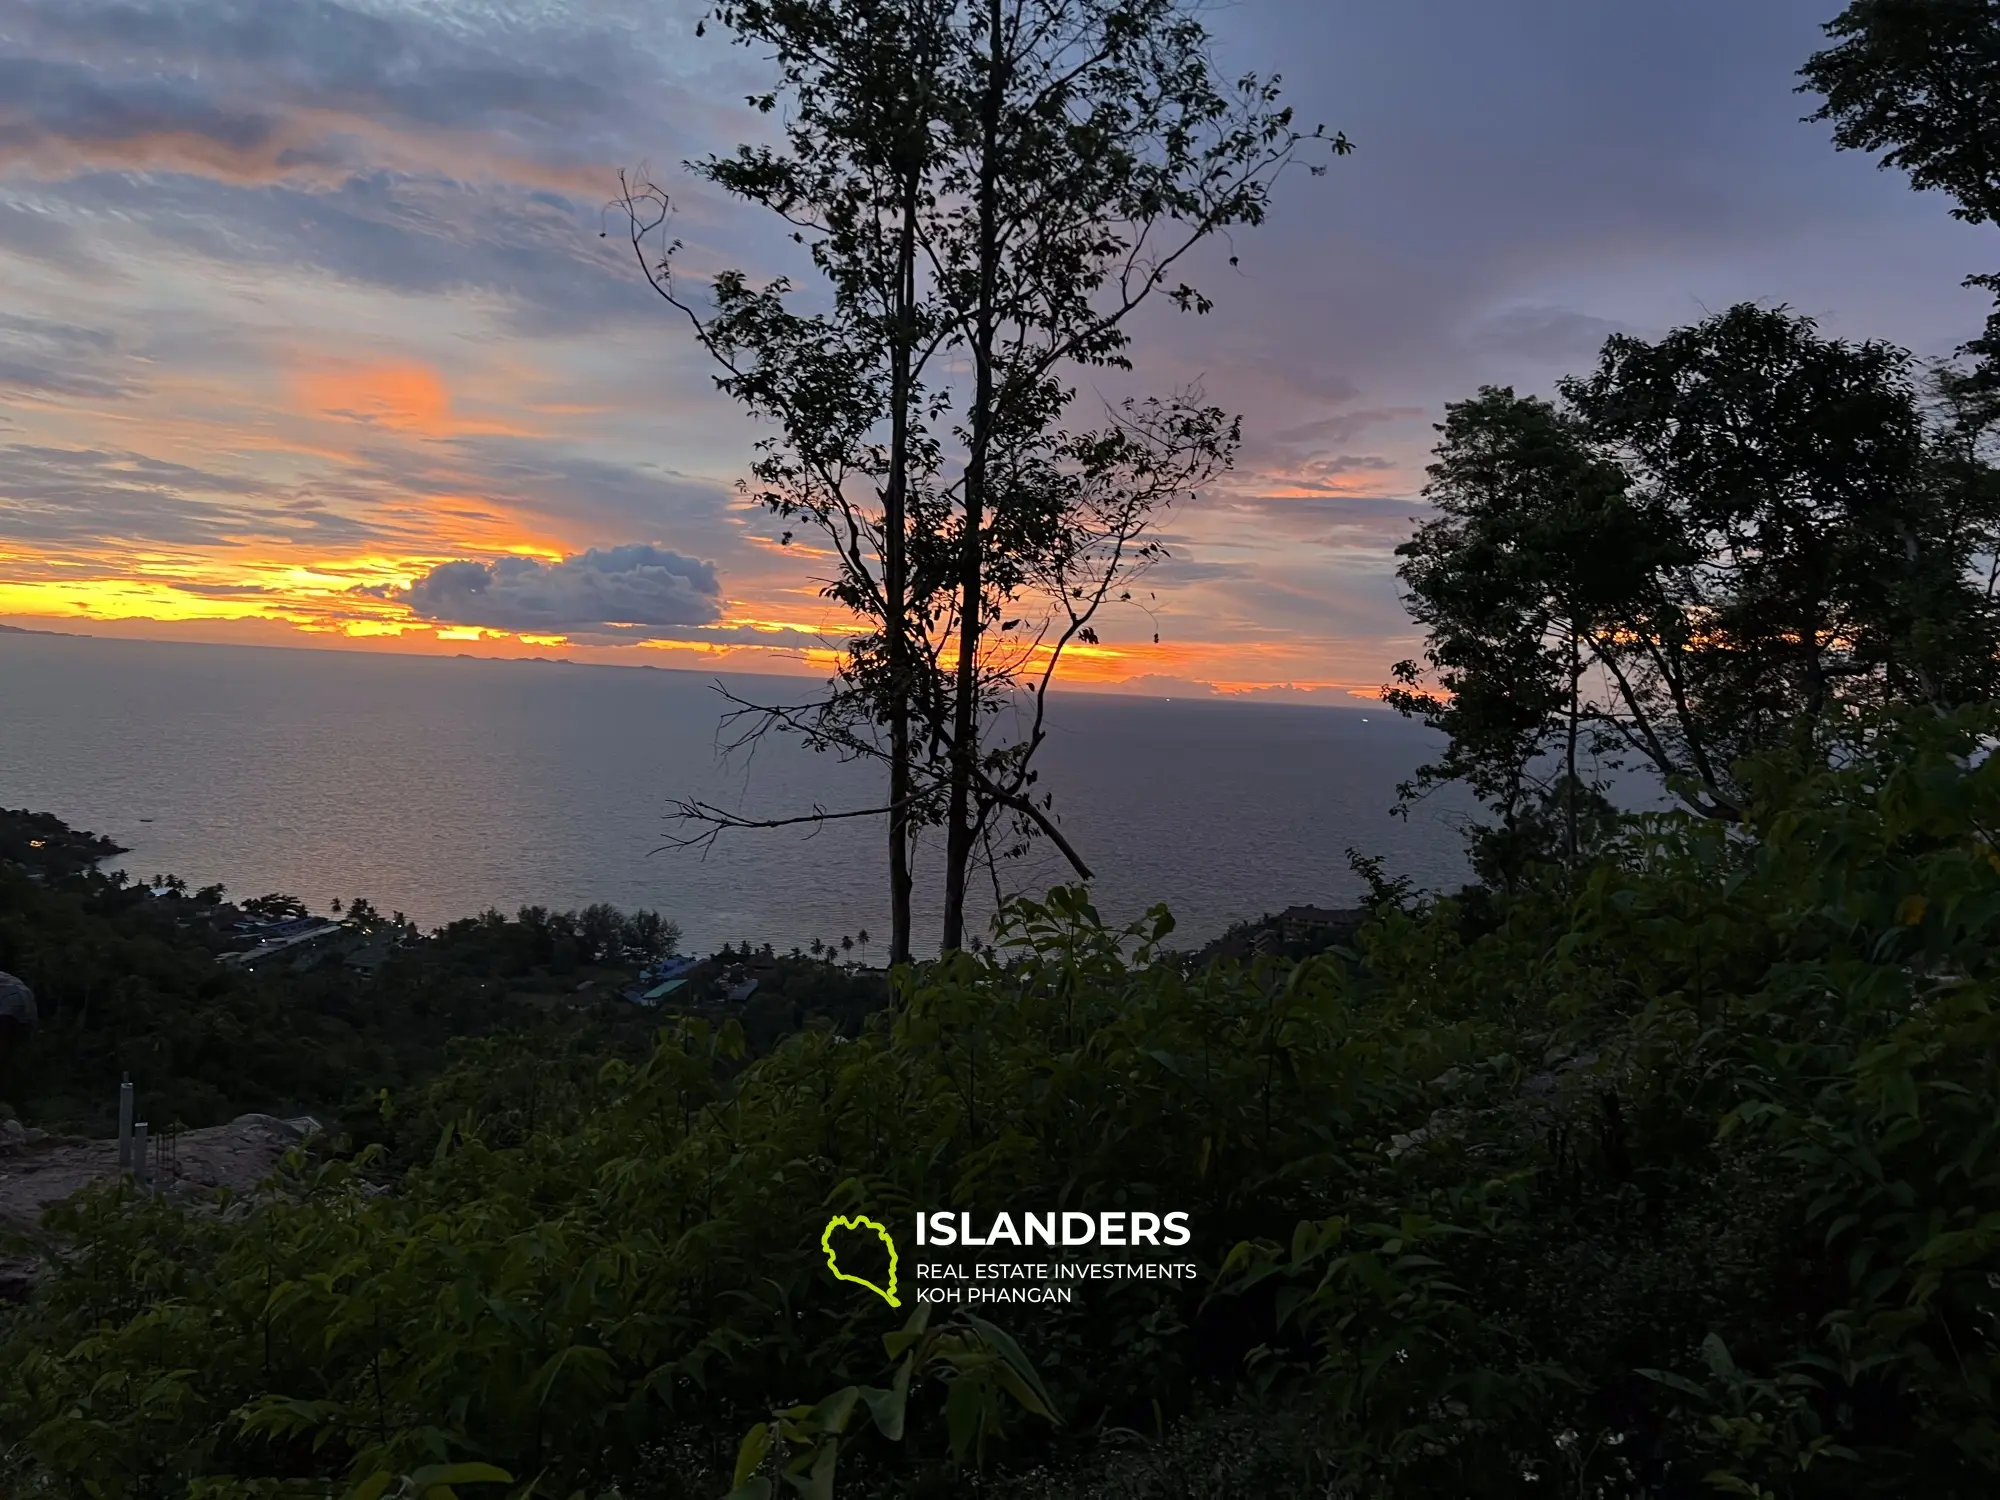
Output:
top-left (3, 710), bottom-right (1998, 1498)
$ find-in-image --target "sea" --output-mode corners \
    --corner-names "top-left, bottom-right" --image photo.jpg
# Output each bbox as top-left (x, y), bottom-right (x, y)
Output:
top-left (0, 630), bottom-right (1471, 956)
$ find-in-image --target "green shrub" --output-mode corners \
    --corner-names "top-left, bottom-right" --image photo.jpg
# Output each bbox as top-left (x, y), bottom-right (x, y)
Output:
top-left (6, 710), bottom-right (2000, 1498)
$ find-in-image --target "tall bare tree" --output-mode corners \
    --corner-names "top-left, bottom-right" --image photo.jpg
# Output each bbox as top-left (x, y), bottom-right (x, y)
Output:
top-left (625, 0), bottom-right (1345, 955)
top-left (622, 0), bottom-right (956, 963)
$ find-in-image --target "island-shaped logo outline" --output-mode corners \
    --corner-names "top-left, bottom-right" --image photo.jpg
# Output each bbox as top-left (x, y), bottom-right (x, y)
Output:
top-left (821, 1213), bottom-right (901, 1307)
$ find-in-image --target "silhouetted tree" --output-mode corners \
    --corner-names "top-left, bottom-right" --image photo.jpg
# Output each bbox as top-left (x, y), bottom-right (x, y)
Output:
top-left (1802, 1), bottom-right (2000, 416)
top-left (1391, 305), bottom-right (2000, 879)
top-left (625, 0), bottom-right (1345, 954)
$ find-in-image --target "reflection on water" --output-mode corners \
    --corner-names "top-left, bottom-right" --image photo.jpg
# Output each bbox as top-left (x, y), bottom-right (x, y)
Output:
top-left (0, 632), bottom-right (1469, 955)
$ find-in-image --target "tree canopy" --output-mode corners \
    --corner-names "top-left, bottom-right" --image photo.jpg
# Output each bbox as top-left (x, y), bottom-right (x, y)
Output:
top-left (1390, 304), bottom-right (2000, 880)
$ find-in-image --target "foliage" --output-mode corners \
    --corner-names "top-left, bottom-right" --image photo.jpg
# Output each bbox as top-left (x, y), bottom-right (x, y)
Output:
top-left (1800, 0), bottom-right (2000, 417)
top-left (8, 712), bottom-right (2000, 1495)
top-left (0, 844), bottom-right (678, 1135)
top-left (1389, 305), bottom-right (2000, 878)
top-left (623, 0), bottom-right (1347, 954)
top-left (721, 1305), bottom-right (1060, 1499)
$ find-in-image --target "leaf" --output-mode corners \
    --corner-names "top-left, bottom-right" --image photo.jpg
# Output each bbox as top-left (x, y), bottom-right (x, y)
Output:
top-left (944, 1372), bottom-right (986, 1463)
top-left (809, 1386), bottom-right (861, 1436)
top-left (884, 1303), bottom-right (931, 1359)
top-left (1700, 1334), bottom-right (1737, 1379)
top-left (782, 1439), bottom-right (838, 1500)
top-left (1638, 1367), bottom-right (1714, 1402)
top-left (410, 1464), bottom-right (513, 1500)
top-left (860, 1361), bottom-right (912, 1442)
top-left (733, 1423), bottom-right (772, 1489)
top-left (965, 1315), bottom-right (1060, 1423)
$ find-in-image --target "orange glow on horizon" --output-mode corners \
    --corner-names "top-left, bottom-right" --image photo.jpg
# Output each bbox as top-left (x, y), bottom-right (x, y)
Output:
top-left (1, 539), bottom-right (1396, 701)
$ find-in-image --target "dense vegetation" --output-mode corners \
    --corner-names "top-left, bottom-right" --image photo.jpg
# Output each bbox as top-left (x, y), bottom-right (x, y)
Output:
top-left (5, 710), bottom-right (2000, 1498)
top-left (0, 821), bottom-right (880, 1139)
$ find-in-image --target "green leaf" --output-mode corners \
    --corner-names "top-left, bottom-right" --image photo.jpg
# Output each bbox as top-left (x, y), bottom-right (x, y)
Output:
top-left (733, 1423), bottom-right (773, 1489)
top-left (944, 1373), bottom-right (986, 1464)
top-left (782, 1440), bottom-right (838, 1500)
top-left (809, 1386), bottom-right (860, 1436)
top-left (860, 1362), bottom-right (911, 1443)
top-left (965, 1315), bottom-right (1060, 1424)
top-left (412, 1465), bottom-right (513, 1488)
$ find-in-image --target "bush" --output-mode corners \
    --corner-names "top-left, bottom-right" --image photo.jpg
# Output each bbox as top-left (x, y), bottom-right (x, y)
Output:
top-left (5, 710), bottom-right (2000, 1498)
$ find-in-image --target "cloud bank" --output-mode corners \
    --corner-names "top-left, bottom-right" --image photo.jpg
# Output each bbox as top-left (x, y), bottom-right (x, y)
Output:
top-left (381, 544), bottom-right (723, 640)
top-left (0, 0), bottom-right (1992, 691)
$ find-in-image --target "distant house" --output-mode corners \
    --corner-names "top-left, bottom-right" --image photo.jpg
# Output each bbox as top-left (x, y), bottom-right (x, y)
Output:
top-left (241, 915), bottom-right (329, 942)
top-left (220, 920), bottom-right (346, 969)
top-left (722, 978), bottom-right (760, 1005)
top-left (638, 977), bottom-right (689, 1005)
top-left (636, 954), bottom-right (700, 988)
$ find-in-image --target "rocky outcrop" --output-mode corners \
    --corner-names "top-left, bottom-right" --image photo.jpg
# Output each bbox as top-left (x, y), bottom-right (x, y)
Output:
top-left (0, 1111), bottom-right (321, 1302)
top-left (0, 971), bottom-right (34, 1029)
top-left (0, 971), bottom-right (33, 1078)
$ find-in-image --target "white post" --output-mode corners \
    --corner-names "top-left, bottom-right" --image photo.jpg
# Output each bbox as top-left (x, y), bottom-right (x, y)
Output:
top-left (132, 1120), bottom-right (149, 1186)
top-left (117, 1075), bottom-right (134, 1172)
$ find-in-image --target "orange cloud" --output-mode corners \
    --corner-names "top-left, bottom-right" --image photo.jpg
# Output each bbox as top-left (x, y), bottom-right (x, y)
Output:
top-left (0, 111), bottom-right (613, 200)
top-left (294, 361), bottom-right (455, 436)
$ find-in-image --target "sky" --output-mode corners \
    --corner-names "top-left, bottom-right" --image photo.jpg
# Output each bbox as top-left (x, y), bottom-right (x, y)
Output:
top-left (0, 0), bottom-right (1991, 700)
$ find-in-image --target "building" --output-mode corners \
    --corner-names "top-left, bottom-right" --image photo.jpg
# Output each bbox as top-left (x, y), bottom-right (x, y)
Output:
top-left (220, 920), bottom-right (347, 969)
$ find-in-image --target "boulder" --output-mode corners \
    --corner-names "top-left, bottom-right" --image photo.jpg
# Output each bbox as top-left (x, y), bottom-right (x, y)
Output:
top-left (0, 971), bottom-right (34, 1075)
top-left (0, 972), bottom-right (33, 1030)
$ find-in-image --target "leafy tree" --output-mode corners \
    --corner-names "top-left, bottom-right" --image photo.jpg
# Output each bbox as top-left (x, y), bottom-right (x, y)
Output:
top-left (577, 902), bottom-right (626, 964)
top-left (624, 0), bottom-right (1344, 954)
top-left (241, 893), bottom-right (310, 922)
top-left (1386, 386), bottom-right (1661, 881)
top-left (622, 0), bottom-right (957, 963)
top-left (1391, 305), bottom-right (2000, 864)
top-left (621, 908), bottom-right (682, 961)
top-left (1800, 0), bottom-right (2000, 412)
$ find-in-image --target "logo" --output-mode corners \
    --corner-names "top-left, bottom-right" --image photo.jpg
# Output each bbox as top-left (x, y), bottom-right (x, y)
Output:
top-left (820, 1214), bottom-right (901, 1307)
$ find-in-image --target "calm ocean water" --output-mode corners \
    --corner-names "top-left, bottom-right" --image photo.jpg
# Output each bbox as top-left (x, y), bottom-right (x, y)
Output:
top-left (0, 631), bottom-right (1469, 956)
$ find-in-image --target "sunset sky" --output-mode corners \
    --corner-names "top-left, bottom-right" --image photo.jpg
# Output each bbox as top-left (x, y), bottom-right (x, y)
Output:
top-left (0, 0), bottom-right (1990, 700)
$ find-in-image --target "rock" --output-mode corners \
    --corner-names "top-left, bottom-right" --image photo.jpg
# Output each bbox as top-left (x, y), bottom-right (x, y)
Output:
top-left (0, 1118), bottom-right (25, 1151)
top-left (0, 1112), bottom-right (324, 1245)
top-left (227, 1112), bottom-right (321, 1142)
top-left (0, 972), bottom-right (34, 1029)
top-left (0, 972), bottom-right (34, 1075)
top-left (0, 1254), bottom-right (40, 1304)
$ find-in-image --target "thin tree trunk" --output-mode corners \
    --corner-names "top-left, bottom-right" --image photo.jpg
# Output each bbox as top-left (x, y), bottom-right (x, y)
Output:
top-left (1565, 619), bottom-right (1580, 868)
top-left (941, 0), bottom-right (1006, 951)
top-left (886, 163), bottom-right (919, 965)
